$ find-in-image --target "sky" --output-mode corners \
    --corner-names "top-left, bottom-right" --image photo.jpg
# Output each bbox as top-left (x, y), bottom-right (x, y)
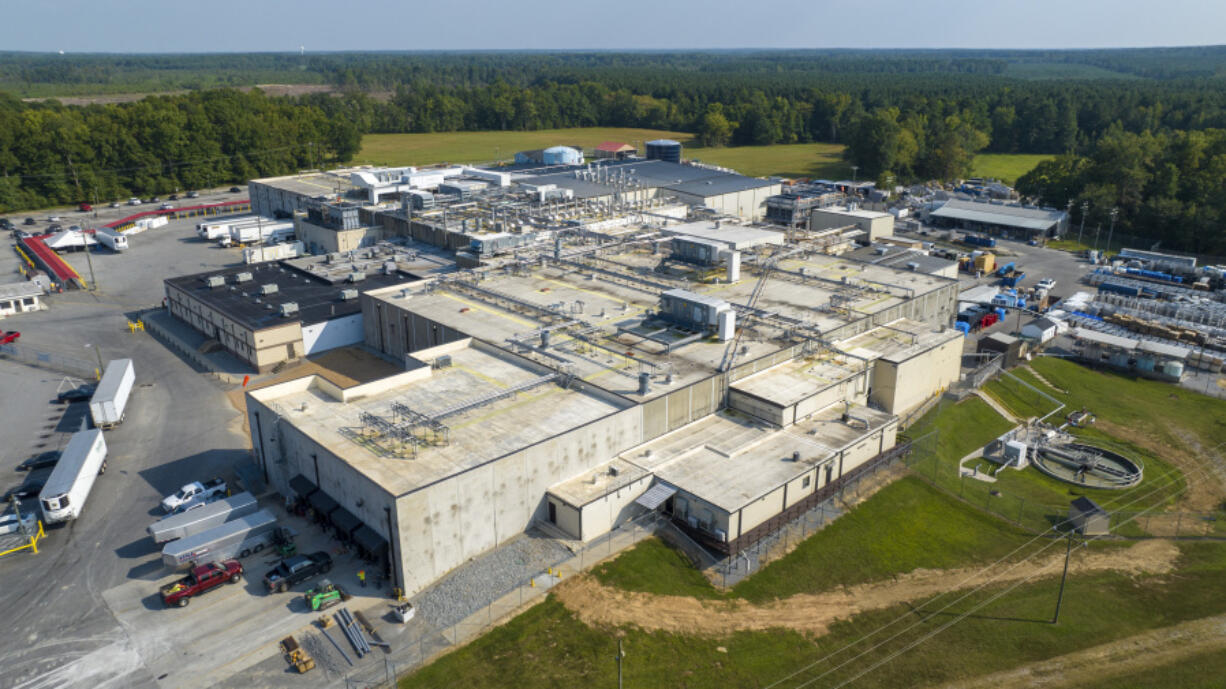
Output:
top-left (5, 0), bottom-right (1224, 53)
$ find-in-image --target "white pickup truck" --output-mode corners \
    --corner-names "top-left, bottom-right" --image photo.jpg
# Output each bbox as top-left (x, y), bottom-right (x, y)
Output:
top-left (162, 478), bottom-right (228, 514)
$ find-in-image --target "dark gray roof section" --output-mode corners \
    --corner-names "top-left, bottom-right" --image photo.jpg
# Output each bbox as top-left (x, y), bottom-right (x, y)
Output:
top-left (512, 159), bottom-right (773, 200)
top-left (1027, 317), bottom-right (1059, 331)
top-left (353, 524), bottom-right (387, 553)
top-left (289, 474), bottom-right (317, 497)
top-left (665, 176), bottom-right (776, 196)
top-left (1071, 496), bottom-right (1106, 514)
top-left (847, 245), bottom-right (956, 275)
top-left (165, 261), bottom-right (414, 331)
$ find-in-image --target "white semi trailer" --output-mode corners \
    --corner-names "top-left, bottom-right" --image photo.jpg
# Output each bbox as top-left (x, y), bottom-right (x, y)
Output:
top-left (93, 227), bottom-right (129, 251)
top-left (197, 215), bottom-right (257, 240)
top-left (89, 358), bottom-right (135, 429)
top-left (39, 429), bottom-right (108, 523)
top-left (147, 492), bottom-right (259, 544)
top-left (161, 508), bottom-right (290, 569)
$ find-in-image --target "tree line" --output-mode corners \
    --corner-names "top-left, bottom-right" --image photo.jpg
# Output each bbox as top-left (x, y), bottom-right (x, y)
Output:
top-left (0, 89), bottom-right (360, 213)
top-left (1017, 126), bottom-right (1226, 256)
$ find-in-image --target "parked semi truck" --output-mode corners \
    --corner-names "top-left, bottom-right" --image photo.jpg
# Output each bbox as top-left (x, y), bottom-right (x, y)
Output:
top-left (197, 215), bottom-right (257, 240)
top-left (161, 508), bottom-right (291, 569)
top-left (89, 358), bottom-right (135, 429)
top-left (93, 226), bottom-right (129, 252)
top-left (38, 429), bottom-right (108, 523)
top-left (147, 491), bottom-right (259, 544)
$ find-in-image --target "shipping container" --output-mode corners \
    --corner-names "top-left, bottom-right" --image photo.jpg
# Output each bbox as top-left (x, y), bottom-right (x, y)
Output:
top-left (39, 429), bottom-right (108, 523)
top-left (147, 492), bottom-right (259, 544)
top-left (89, 358), bottom-right (135, 428)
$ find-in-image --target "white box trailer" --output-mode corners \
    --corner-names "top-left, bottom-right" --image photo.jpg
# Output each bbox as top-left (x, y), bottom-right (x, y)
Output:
top-left (227, 220), bottom-right (293, 245)
top-left (196, 215), bottom-right (257, 240)
top-left (161, 508), bottom-right (288, 569)
top-left (93, 226), bottom-right (129, 251)
top-left (39, 429), bottom-right (108, 523)
top-left (89, 358), bottom-right (135, 428)
top-left (147, 492), bottom-right (259, 544)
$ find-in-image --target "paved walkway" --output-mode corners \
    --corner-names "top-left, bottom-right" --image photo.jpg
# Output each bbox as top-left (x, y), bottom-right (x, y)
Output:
top-left (973, 389), bottom-right (1020, 424)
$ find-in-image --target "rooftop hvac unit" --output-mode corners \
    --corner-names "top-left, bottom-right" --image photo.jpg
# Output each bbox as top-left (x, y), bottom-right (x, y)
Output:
top-left (259, 283), bottom-right (279, 295)
top-left (234, 272), bottom-right (253, 283)
top-left (348, 271), bottom-right (366, 283)
top-left (279, 302), bottom-right (299, 317)
top-left (906, 261), bottom-right (920, 271)
top-left (204, 275), bottom-right (225, 288)
top-left (340, 288), bottom-right (359, 301)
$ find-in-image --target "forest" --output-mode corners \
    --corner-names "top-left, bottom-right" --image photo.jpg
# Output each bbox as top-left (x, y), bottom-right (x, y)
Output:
top-left (2, 48), bottom-right (1226, 253)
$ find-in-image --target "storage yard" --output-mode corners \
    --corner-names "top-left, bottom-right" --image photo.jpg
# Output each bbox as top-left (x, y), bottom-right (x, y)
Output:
top-left (0, 143), bottom-right (1224, 689)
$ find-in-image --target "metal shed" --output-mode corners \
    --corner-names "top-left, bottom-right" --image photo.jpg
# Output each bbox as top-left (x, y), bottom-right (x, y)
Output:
top-left (1069, 496), bottom-right (1110, 536)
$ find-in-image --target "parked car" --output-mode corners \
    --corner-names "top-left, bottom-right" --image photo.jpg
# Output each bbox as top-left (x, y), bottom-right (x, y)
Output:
top-left (78, 203), bottom-right (92, 212)
top-left (263, 551), bottom-right (332, 593)
top-left (163, 491), bottom-right (226, 517)
top-left (46, 216), bottom-right (62, 222)
top-left (160, 560), bottom-right (243, 607)
top-left (0, 330), bottom-right (19, 345)
top-left (16, 451), bottom-right (59, 472)
top-left (0, 218), bottom-right (13, 230)
top-left (168, 194), bottom-right (179, 201)
top-left (1036, 278), bottom-right (1057, 291)
top-left (0, 511), bottom-right (37, 536)
top-left (128, 198), bottom-right (142, 206)
top-left (2, 478), bottom-right (46, 502)
top-left (159, 203), bottom-right (175, 210)
top-left (110, 202), bottom-right (121, 208)
top-left (229, 186), bottom-right (242, 193)
top-left (186, 190), bottom-right (199, 199)
top-left (24, 217), bottom-right (36, 225)
top-left (56, 384), bottom-right (95, 403)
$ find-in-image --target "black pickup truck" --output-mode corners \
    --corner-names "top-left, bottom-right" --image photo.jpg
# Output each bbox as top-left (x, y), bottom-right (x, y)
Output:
top-left (263, 551), bottom-right (332, 593)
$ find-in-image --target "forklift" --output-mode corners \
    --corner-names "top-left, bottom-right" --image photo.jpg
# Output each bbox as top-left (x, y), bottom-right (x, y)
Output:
top-left (304, 579), bottom-right (350, 612)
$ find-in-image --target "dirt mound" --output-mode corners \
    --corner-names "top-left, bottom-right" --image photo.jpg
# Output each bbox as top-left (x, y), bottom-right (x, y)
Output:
top-left (554, 540), bottom-right (1179, 637)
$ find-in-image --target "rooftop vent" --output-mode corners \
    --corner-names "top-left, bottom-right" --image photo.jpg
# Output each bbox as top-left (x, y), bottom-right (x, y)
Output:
top-left (234, 271), bottom-right (253, 283)
top-left (906, 261), bottom-right (920, 271)
top-left (260, 283), bottom-right (279, 295)
top-left (348, 271), bottom-right (366, 283)
top-left (204, 275), bottom-right (225, 288)
top-left (340, 288), bottom-right (359, 301)
top-left (279, 302), bottom-right (299, 317)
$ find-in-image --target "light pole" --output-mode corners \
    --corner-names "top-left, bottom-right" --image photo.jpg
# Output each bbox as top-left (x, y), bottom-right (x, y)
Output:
top-left (850, 165), bottom-right (859, 183)
top-left (85, 343), bottom-right (104, 378)
top-left (1077, 201), bottom-right (1088, 245)
top-left (1093, 224), bottom-right (1102, 253)
top-left (1106, 207), bottom-right (1119, 256)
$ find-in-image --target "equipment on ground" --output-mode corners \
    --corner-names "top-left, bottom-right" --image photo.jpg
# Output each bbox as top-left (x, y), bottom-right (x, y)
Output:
top-left (304, 579), bottom-right (351, 611)
top-left (280, 636), bottom-right (316, 673)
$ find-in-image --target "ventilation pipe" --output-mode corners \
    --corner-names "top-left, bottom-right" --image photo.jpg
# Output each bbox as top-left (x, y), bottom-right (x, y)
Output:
top-left (638, 372), bottom-right (651, 396)
top-left (725, 250), bottom-right (741, 283)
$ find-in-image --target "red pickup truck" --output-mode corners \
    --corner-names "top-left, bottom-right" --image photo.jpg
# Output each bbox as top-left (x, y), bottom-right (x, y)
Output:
top-left (161, 560), bottom-right (243, 608)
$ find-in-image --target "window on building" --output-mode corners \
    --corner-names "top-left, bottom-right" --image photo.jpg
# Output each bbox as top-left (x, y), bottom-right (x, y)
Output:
top-left (802, 476), bottom-right (811, 489)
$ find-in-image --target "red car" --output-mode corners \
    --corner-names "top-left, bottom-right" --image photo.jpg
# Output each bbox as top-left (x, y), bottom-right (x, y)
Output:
top-left (78, 203), bottom-right (93, 212)
top-left (161, 560), bottom-right (243, 607)
top-left (0, 331), bottom-right (19, 345)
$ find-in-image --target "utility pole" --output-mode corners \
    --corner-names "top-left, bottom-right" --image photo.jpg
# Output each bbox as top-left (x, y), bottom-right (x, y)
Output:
top-left (83, 236), bottom-right (97, 291)
top-left (1052, 528), bottom-right (1076, 624)
top-left (1093, 224), bottom-right (1102, 252)
top-left (1106, 207), bottom-right (1119, 256)
top-left (850, 165), bottom-right (859, 183)
top-left (1077, 201), bottom-right (1088, 245)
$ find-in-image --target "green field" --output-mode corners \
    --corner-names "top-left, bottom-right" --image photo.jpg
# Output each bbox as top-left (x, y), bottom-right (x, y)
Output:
top-left (593, 537), bottom-right (725, 600)
top-left (970, 153), bottom-right (1056, 183)
top-left (685, 142), bottom-right (850, 179)
top-left (358, 130), bottom-right (850, 179)
top-left (357, 128), bottom-right (692, 167)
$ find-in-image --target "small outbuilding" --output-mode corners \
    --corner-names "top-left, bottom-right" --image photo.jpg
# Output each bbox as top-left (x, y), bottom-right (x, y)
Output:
top-left (594, 142), bottom-right (636, 159)
top-left (1068, 496), bottom-right (1110, 536)
top-left (1021, 317), bottom-right (1059, 344)
top-left (977, 332), bottom-right (1023, 369)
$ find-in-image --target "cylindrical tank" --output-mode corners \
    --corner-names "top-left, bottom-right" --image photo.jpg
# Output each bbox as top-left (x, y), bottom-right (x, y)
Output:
top-left (1163, 360), bottom-right (1184, 379)
top-left (645, 139), bottom-right (682, 163)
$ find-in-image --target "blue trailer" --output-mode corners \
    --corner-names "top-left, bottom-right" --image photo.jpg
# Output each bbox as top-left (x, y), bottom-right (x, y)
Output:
top-left (964, 234), bottom-right (997, 248)
top-left (1000, 270), bottom-right (1026, 287)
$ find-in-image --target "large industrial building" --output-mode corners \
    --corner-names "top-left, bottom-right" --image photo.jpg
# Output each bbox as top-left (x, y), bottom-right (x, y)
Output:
top-left (245, 226), bottom-right (962, 596)
top-left (928, 199), bottom-right (1069, 240)
top-left (809, 206), bottom-right (895, 241)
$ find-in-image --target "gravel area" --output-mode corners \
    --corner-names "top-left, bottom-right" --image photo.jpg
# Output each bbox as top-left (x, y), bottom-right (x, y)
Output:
top-left (413, 530), bottom-right (573, 630)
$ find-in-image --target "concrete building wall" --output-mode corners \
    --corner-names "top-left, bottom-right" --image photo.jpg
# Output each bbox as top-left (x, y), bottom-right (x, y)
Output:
top-left (669, 184), bottom-right (781, 222)
top-left (361, 295), bottom-right (468, 361)
top-left (643, 373), bottom-right (725, 441)
top-left (783, 469), bottom-right (820, 509)
top-left (810, 209), bottom-right (895, 241)
top-left (738, 486), bottom-right (786, 535)
top-left (392, 405), bottom-right (643, 596)
top-left (574, 473), bottom-right (653, 541)
top-left (303, 314), bottom-right (364, 355)
top-left (296, 217), bottom-right (389, 255)
top-left (166, 281), bottom-right (305, 372)
top-left (549, 498), bottom-right (582, 538)
top-left (0, 293), bottom-right (40, 316)
top-left (872, 336), bottom-right (962, 414)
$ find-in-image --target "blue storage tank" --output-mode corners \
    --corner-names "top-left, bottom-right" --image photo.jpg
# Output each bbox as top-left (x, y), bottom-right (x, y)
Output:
top-left (994, 307), bottom-right (1007, 321)
top-left (543, 146), bottom-right (583, 166)
top-left (646, 139), bottom-right (682, 163)
top-left (1135, 355), bottom-right (1156, 373)
top-left (955, 321), bottom-right (971, 335)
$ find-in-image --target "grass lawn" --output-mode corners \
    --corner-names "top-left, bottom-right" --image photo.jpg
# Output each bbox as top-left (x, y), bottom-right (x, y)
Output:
top-left (970, 153), bottom-right (1055, 184)
top-left (357, 128), bottom-right (692, 167)
top-left (731, 477), bottom-right (1038, 603)
top-left (358, 129), bottom-right (849, 179)
top-left (593, 537), bottom-right (725, 600)
top-left (983, 371), bottom-right (1063, 421)
top-left (400, 542), bottom-right (1226, 689)
top-left (685, 142), bottom-right (850, 179)
top-left (1080, 647), bottom-right (1226, 689)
